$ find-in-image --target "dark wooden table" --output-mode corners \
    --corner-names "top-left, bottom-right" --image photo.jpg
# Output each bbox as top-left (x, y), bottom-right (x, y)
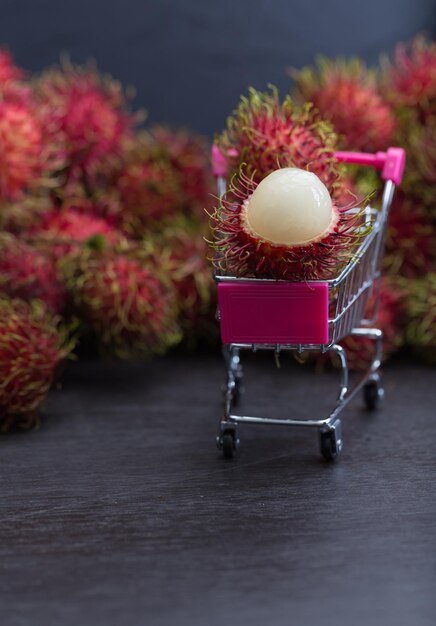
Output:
top-left (1, 353), bottom-right (435, 626)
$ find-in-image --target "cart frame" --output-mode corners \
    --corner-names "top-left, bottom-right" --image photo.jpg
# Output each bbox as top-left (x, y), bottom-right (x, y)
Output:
top-left (212, 147), bottom-right (405, 460)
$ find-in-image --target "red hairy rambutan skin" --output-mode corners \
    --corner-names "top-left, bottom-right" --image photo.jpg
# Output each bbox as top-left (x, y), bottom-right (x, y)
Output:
top-left (210, 169), bottom-right (365, 281)
top-left (384, 192), bottom-right (435, 279)
top-left (33, 63), bottom-right (140, 190)
top-left (0, 48), bottom-right (29, 104)
top-left (0, 194), bottom-right (53, 235)
top-left (152, 222), bottom-right (216, 341)
top-left (217, 87), bottom-right (342, 195)
top-left (117, 155), bottom-right (183, 228)
top-left (402, 273), bottom-right (436, 365)
top-left (398, 112), bottom-right (436, 211)
top-left (0, 48), bottom-right (24, 84)
top-left (382, 36), bottom-right (436, 120)
top-left (61, 247), bottom-right (181, 359)
top-left (0, 297), bottom-right (74, 431)
top-left (26, 207), bottom-right (123, 261)
top-left (0, 102), bottom-right (43, 200)
top-left (291, 58), bottom-right (396, 152)
top-left (0, 233), bottom-right (66, 312)
top-left (148, 126), bottom-right (214, 213)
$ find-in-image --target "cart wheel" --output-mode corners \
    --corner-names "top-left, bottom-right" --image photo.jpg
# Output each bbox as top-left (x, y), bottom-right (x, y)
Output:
top-left (363, 378), bottom-right (384, 411)
top-left (320, 421), bottom-right (343, 461)
top-left (222, 432), bottom-right (238, 459)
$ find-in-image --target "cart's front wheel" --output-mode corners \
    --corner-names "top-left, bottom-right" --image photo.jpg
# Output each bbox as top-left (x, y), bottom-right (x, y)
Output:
top-left (221, 432), bottom-right (238, 459)
top-left (320, 421), bottom-right (343, 461)
top-left (364, 378), bottom-right (384, 411)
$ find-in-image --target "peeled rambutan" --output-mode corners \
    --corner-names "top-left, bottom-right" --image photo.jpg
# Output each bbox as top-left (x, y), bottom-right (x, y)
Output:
top-left (402, 273), bottom-right (436, 365)
top-left (148, 126), bottom-right (213, 213)
top-left (61, 246), bottom-right (181, 359)
top-left (291, 58), bottom-right (396, 152)
top-left (382, 36), bottom-right (436, 119)
top-left (339, 279), bottom-right (404, 370)
top-left (26, 207), bottom-right (123, 262)
top-left (211, 166), bottom-right (365, 281)
top-left (33, 63), bottom-right (139, 188)
top-left (384, 191), bottom-right (435, 278)
top-left (0, 297), bottom-right (74, 431)
top-left (218, 87), bottom-right (342, 193)
top-left (0, 233), bottom-right (66, 312)
top-left (0, 101), bottom-right (42, 200)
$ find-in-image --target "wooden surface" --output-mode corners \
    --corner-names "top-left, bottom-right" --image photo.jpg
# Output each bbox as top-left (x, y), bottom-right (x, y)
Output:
top-left (0, 353), bottom-right (435, 626)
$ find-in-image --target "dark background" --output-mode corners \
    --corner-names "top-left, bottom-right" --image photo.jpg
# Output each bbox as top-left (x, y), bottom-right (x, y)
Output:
top-left (0, 0), bottom-right (435, 136)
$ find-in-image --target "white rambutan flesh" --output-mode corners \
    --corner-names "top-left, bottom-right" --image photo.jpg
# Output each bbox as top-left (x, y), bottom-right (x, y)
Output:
top-left (243, 168), bottom-right (335, 246)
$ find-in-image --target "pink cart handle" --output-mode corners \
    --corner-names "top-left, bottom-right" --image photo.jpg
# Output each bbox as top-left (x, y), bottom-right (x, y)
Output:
top-left (211, 145), bottom-right (238, 177)
top-left (213, 145), bottom-right (406, 186)
top-left (335, 147), bottom-right (406, 185)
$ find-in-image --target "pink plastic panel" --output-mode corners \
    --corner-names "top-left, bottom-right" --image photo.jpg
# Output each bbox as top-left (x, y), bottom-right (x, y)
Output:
top-left (218, 281), bottom-right (329, 345)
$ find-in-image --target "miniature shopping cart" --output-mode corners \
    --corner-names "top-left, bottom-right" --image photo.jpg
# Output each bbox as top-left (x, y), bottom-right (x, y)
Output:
top-left (211, 146), bottom-right (405, 460)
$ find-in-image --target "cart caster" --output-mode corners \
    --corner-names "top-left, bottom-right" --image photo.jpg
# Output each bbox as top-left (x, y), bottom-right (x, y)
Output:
top-left (363, 377), bottom-right (384, 411)
top-left (217, 426), bottom-right (239, 459)
top-left (320, 420), bottom-right (343, 461)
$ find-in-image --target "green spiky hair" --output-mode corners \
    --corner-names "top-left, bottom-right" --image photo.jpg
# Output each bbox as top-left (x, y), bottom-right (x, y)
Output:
top-left (0, 297), bottom-right (75, 431)
top-left (290, 57), bottom-right (396, 152)
top-left (402, 273), bottom-right (436, 365)
top-left (60, 243), bottom-right (181, 359)
top-left (217, 86), bottom-right (342, 194)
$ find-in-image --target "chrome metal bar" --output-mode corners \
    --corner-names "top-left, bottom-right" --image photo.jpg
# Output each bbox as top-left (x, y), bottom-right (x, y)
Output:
top-left (217, 175), bottom-right (226, 199)
top-left (227, 414), bottom-right (329, 428)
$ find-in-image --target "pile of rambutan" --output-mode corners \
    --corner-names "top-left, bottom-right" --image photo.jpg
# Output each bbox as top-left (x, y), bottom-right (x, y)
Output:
top-left (290, 35), bottom-right (436, 367)
top-left (0, 50), bottom-right (214, 428)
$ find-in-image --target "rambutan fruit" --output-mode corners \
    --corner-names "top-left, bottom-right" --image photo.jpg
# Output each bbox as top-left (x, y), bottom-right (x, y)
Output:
top-left (0, 194), bottom-right (52, 235)
top-left (384, 191), bottom-right (435, 278)
top-left (291, 58), bottom-right (396, 152)
top-left (339, 279), bottom-right (404, 370)
top-left (217, 87), bottom-right (342, 193)
top-left (26, 207), bottom-right (123, 262)
top-left (210, 166), bottom-right (365, 281)
top-left (0, 48), bottom-right (24, 84)
top-left (148, 126), bottom-right (213, 214)
top-left (382, 36), bottom-right (436, 120)
top-left (0, 233), bottom-right (66, 312)
top-left (61, 246), bottom-right (181, 359)
top-left (117, 148), bottom-right (184, 230)
top-left (149, 221), bottom-right (216, 341)
top-left (0, 49), bottom-right (29, 104)
top-left (402, 273), bottom-right (436, 365)
top-left (0, 101), bottom-right (43, 200)
top-left (33, 63), bottom-right (140, 189)
top-left (0, 297), bottom-right (74, 431)
top-left (399, 113), bottom-right (436, 210)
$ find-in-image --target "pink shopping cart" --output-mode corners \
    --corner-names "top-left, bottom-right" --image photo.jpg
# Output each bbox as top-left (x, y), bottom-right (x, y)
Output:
top-left (212, 146), bottom-right (406, 460)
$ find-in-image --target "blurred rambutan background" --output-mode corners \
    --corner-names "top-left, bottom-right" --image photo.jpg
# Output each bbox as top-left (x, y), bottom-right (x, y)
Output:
top-left (0, 34), bottom-right (434, 430)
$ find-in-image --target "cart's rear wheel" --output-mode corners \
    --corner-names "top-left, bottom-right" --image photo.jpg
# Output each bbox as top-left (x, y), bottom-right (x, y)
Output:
top-left (364, 378), bottom-right (384, 411)
top-left (320, 420), bottom-right (343, 461)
